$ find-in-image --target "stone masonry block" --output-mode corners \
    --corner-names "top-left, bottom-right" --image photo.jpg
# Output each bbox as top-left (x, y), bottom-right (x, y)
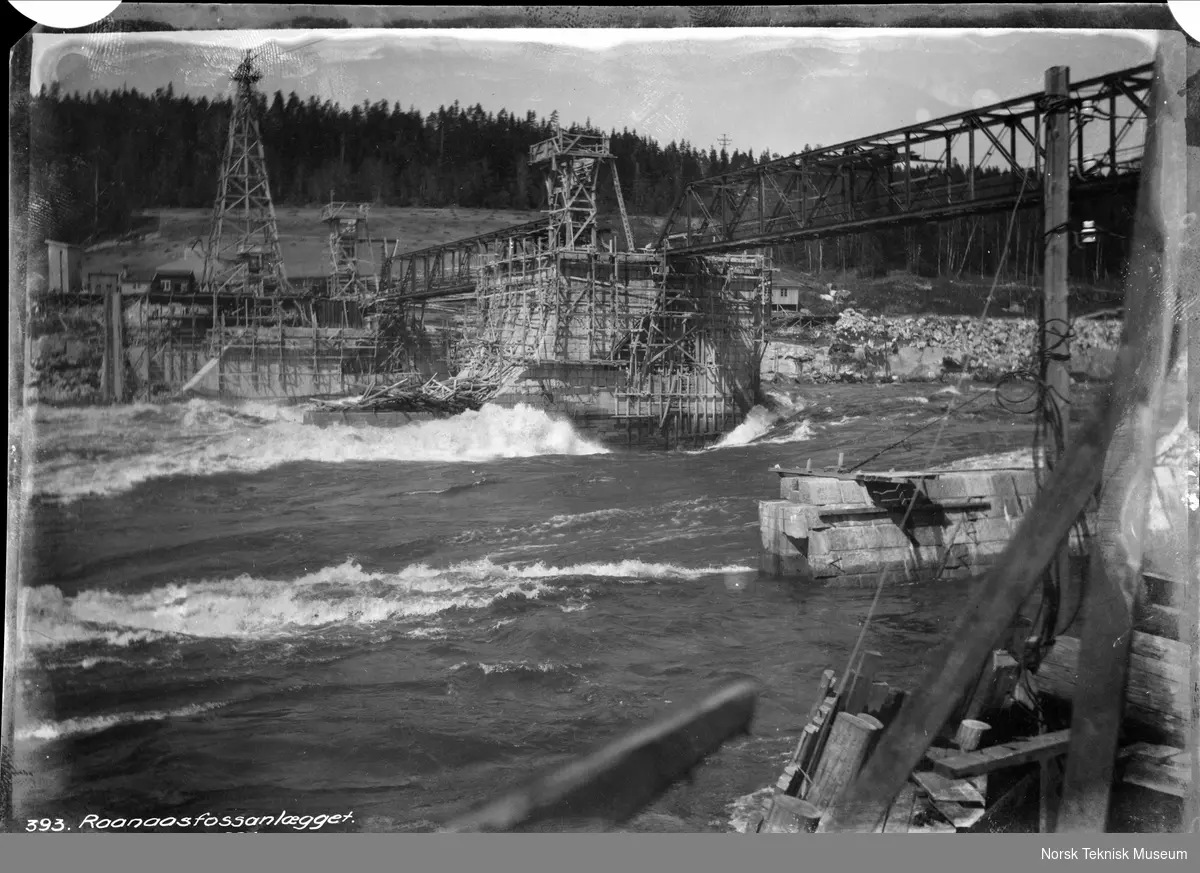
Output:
top-left (779, 476), bottom-right (801, 500)
top-left (808, 555), bottom-right (843, 578)
top-left (960, 472), bottom-right (998, 498)
top-left (795, 477), bottom-right (845, 506)
top-left (838, 479), bottom-right (870, 504)
top-left (927, 475), bottom-right (968, 500)
top-left (782, 505), bottom-right (810, 541)
top-left (909, 524), bottom-right (950, 548)
top-left (823, 526), bottom-right (875, 552)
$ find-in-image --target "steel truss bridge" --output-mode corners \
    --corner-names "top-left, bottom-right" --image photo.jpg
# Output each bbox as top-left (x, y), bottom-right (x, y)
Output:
top-left (382, 63), bottom-right (1151, 300)
top-left (657, 63), bottom-right (1151, 255)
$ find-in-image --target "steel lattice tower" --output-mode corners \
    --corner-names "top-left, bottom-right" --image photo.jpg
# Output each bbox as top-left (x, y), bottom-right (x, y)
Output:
top-left (203, 52), bottom-right (288, 296)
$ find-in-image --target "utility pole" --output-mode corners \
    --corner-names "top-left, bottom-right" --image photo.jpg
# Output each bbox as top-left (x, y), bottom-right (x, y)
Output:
top-left (1039, 64), bottom-right (1071, 834)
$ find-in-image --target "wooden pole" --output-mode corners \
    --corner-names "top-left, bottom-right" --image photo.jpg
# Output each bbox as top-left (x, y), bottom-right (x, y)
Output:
top-left (100, 290), bottom-right (113, 402)
top-left (111, 290), bottom-right (125, 403)
top-left (1042, 66), bottom-right (1073, 627)
top-left (1055, 42), bottom-right (1185, 835)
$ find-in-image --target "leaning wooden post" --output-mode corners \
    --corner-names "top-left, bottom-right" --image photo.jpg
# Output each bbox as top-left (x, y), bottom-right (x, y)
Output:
top-left (817, 48), bottom-right (1182, 833)
top-left (1055, 40), bottom-right (1185, 834)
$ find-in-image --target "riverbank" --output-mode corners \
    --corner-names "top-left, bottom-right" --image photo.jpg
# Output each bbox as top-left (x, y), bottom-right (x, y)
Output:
top-left (762, 309), bottom-right (1123, 385)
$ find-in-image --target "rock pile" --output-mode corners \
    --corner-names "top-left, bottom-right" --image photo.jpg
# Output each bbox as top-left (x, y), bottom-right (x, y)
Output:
top-left (765, 310), bottom-right (1124, 384)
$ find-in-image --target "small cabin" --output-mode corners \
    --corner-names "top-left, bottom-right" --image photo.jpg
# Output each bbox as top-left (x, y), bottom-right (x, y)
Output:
top-left (151, 259), bottom-right (202, 295)
top-left (46, 239), bottom-right (84, 294)
top-left (772, 285), bottom-right (801, 309)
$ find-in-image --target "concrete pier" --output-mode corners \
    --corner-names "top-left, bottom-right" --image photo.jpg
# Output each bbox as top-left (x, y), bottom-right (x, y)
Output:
top-left (759, 467), bottom-right (1088, 585)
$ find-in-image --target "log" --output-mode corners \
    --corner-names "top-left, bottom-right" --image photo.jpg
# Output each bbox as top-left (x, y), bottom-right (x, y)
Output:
top-left (807, 713), bottom-right (882, 810)
top-left (758, 794), bottom-right (823, 834)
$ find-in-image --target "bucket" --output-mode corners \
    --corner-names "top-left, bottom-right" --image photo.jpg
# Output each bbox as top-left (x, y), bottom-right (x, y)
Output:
top-left (954, 719), bottom-right (990, 752)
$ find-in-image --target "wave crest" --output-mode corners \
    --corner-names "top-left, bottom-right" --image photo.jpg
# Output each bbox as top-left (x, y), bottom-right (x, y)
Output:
top-left (32, 401), bottom-right (608, 501)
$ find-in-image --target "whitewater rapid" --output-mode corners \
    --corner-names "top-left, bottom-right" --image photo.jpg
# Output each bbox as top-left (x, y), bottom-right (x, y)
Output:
top-left (28, 400), bottom-right (610, 502)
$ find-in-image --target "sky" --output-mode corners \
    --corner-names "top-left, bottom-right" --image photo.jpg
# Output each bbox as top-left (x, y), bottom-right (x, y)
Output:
top-left (31, 28), bottom-right (1157, 157)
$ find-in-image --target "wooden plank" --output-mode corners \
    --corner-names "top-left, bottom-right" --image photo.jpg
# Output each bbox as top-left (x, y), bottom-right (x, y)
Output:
top-left (932, 730), bottom-right (1071, 779)
top-left (881, 783), bottom-right (918, 833)
top-left (930, 797), bottom-right (986, 831)
top-left (801, 695), bottom-right (841, 784)
top-left (788, 725), bottom-right (820, 786)
top-left (442, 680), bottom-right (757, 832)
top-left (1035, 633), bottom-right (1189, 745)
top-left (807, 669), bottom-right (838, 722)
top-left (912, 771), bottom-right (985, 805)
top-left (1133, 602), bottom-right (1182, 641)
top-left (1057, 42), bottom-right (1186, 835)
top-left (1119, 754), bottom-right (1192, 799)
top-left (813, 500), bottom-right (989, 518)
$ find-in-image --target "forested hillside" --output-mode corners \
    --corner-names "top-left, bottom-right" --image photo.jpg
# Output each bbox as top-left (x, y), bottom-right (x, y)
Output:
top-left (13, 83), bottom-right (1136, 285)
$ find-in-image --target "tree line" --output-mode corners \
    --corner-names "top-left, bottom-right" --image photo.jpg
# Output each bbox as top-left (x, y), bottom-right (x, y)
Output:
top-left (16, 82), bottom-right (778, 245)
top-left (14, 82), bottom-right (1136, 286)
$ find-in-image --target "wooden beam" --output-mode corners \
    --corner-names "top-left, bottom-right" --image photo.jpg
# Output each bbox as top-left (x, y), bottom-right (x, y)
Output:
top-left (1056, 43), bottom-right (1186, 834)
top-left (932, 730), bottom-right (1071, 779)
top-left (441, 681), bottom-right (757, 832)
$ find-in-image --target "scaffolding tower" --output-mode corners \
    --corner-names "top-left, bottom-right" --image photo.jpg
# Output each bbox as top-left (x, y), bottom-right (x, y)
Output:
top-left (202, 51), bottom-right (289, 297)
top-left (321, 200), bottom-right (378, 299)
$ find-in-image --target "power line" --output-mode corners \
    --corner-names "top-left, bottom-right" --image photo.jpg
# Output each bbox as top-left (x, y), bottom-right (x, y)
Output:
top-left (717, 133), bottom-right (732, 151)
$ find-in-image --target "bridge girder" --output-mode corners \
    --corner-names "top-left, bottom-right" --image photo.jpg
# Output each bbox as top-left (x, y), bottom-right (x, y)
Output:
top-left (657, 63), bottom-right (1153, 255)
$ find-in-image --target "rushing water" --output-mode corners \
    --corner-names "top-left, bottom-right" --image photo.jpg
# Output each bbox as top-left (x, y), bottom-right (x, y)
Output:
top-left (12, 382), bottom-right (1102, 833)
